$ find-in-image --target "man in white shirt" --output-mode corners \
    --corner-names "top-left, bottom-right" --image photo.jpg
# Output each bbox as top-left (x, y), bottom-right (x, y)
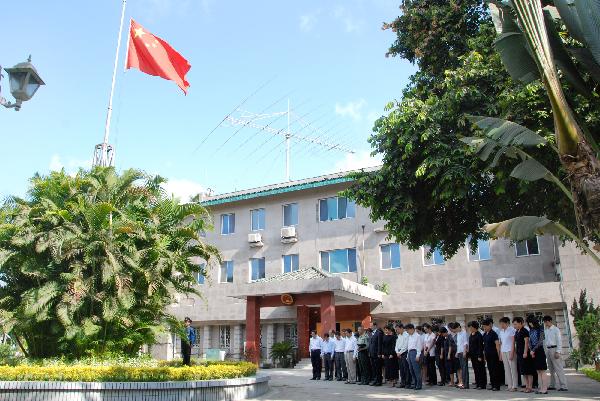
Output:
top-left (343, 329), bottom-right (358, 384)
top-left (406, 324), bottom-right (424, 390)
top-left (453, 322), bottom-right (470, 389)
top-left (543, 315), bottom-right (568, 391)
top-left (498, 317), bottom-right (518, 391)
top-left (395, 324), bottom-right (411, 388)
top-left (309, 330), bottom-right (323, 380)
top-left (333, 331), bottom-right (348, 381)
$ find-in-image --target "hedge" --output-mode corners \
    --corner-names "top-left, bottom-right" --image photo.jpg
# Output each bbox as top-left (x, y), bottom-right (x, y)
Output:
top-left (582, 368), bottom-right (600, 383)
top-left (0, 362), bottom-right (257, 382)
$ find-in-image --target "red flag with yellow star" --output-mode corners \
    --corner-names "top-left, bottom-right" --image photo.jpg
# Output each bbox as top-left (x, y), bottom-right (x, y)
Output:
top-left (125, 19), bottom-right (190, 94)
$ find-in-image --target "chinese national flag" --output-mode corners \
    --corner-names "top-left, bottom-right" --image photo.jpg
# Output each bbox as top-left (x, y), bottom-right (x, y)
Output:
top-left (125, 19), bottom-right (191, 94)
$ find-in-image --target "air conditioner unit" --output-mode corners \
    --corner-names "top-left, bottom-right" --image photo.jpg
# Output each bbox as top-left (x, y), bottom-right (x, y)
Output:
top-left (281, 226), bottom-right (298, 243)
top-left (496, 277), bottom-right (516, 287)
top-left (281, 226), bottom-right (296, 238)
top-left (248, 233), bottom-right (263, 247)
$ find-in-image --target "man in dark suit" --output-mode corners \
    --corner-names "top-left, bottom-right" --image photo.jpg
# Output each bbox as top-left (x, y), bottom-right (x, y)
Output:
top-left (368, 321), bottom-right (383, 386)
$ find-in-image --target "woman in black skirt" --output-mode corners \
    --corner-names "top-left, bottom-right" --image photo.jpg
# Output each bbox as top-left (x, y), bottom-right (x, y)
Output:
top-left (382, 325), bottom-right (399, 387)
top-left (527, 315), bottom-right (549, 394)
top-left (513, 316), bottom-right (535, 393)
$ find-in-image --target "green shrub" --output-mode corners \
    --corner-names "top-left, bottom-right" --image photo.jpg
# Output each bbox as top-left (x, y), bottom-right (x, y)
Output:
top-left (270, 341), bottom-right (294, 368)
top-left (0, 361), bottom-right (257, 382)
top-left (0, 344), bottom-right (21, 366)
top-left (582, 368), bottom-right (600, 383)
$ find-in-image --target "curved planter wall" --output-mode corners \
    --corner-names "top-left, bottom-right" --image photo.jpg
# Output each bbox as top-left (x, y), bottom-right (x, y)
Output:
top-left (0, 374), bottom-right (269, 401)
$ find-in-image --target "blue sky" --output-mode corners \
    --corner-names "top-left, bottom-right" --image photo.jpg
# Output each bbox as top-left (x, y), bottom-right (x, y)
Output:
top-left (1, 0), bottom-right (415, 201)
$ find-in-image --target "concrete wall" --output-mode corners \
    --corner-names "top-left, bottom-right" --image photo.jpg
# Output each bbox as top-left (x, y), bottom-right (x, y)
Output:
top-left (0, 376), bottom-right (270, 401)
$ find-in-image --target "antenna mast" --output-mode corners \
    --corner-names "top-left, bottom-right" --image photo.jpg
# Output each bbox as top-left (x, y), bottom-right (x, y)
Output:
top-left (224, 99), bottom-right (354, 181)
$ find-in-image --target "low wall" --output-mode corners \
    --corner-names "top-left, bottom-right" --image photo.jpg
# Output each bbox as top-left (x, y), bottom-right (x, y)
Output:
top-left (0, 374), bottom-right (269, 401)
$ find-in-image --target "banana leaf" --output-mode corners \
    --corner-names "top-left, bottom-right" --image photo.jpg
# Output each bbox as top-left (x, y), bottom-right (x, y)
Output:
top-left (575, 0), bottom-right (600, 65)
top-left (555, 0), bottom-right (586, 43)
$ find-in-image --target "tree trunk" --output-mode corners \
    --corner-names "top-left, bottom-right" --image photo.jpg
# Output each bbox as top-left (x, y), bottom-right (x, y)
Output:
top-left (562, 141), bottom-right (600, 234)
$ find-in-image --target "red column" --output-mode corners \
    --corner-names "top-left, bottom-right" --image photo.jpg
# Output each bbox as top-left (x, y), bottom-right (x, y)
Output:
top-left (320, 291), bottom-right (336, 334)
top-left (245, 296), bottom-right (261, 364)
top-left (361, 302), bottom-right (372, 329)
top-left (297, 305), bottom-right (310, 359)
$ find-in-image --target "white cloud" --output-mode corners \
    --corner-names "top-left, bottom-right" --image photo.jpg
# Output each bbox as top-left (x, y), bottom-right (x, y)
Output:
top-left (333, 6), bottom-right (364, 33)
top-left (335, 99), bottom-right (366, 121)
top-left (162, 178), bottom-right (205, 202)
top-left (49, 154), bottom-right (63, 171)
top-left (49, 154), bottom-right (91, 174)
top-left (299, 14), bottom-right (317, 32)
top-left (332, 150), bottom-right (382, 173)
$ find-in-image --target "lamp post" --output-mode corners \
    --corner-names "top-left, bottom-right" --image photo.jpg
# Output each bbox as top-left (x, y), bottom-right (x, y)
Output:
top-left (0, 56), bottom-right (45, 111)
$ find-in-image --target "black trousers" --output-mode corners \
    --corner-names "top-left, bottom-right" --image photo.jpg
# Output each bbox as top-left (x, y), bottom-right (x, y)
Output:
top-left (358, 351), bottom-right (371, 384)
top-left (370, 356), bottom-right (382, 384)
top-left (310, 350), bottom-right (322, 379)
top-left (471, 356), bottom-right (487, 389)
top-left (323, 353), bottom-right (333, 379)
top-left (427, 355), bottom-right (437, 384)
top-left (485, 352), bottom-right (502, 389)
top-left (399, 352), bottom-right (411, 386)
top-left (436, 355), bottom-right (447, 384)
top-left (181, 342), bottom-right (191, 366)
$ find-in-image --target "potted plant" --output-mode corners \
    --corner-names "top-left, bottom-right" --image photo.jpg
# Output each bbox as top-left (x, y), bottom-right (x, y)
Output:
top-left (269, 341), bottom-right (294, 368)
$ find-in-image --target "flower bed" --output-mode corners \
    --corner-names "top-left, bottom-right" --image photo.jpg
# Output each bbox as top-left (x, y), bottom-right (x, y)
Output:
top-left (0, 361), bottom-right (257, 382)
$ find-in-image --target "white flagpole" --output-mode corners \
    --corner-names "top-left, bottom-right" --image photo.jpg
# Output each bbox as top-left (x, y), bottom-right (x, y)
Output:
top-left (94, 0), bottom-right (127, 167)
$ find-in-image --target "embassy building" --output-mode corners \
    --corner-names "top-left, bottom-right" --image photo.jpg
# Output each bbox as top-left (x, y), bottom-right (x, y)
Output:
top-left (152, 169), bottom-right (600, 363)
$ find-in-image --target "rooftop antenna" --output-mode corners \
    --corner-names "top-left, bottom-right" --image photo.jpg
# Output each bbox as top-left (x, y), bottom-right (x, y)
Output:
top-left (224, 99), bottom-right (354, 181)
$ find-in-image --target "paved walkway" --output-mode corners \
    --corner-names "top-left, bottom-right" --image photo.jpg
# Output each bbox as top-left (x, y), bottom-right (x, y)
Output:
top-left (250, 366), bottom-right (600, 401)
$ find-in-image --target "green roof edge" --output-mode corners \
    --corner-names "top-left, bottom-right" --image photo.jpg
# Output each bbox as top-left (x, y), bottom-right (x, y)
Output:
top-left (201, 176), bottom-right (353, 207)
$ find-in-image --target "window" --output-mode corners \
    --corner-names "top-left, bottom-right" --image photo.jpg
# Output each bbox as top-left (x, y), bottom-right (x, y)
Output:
top-left (381, 244), bottom-right (401, 270)
top-left (219, 325), bottom-right (231, 349)
top-left (283, 203), bottom-right (298, 226)
top-left (319, 196), bottom-right (356, 221)
top-left (467, 237), bottom-right (492, 261)
top-left (250, 208), bottom-right (265, 231)
top-left (283, 324), bottom-right (298, 347)
top-left (196, 263), bottom-right (206, 285)
top-left (283, 254), bottom-right (299, 273)
top-left (219, 261), bottom-right (234, 283)
top-left (423, 246), bottom-right (445, 266)
top-left (516, 237), bottom-right (540, 257)
top-left (220, 213), bottom-right (235, 235)
top-left (249, 258), bottom-right (266, 281)
top-left (475, 313), bottom-right (493, 327)
top-left (320, 248), bottom-right (357, 273)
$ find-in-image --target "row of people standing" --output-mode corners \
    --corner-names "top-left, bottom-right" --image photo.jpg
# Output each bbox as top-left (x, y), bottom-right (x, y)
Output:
top-left (308, 314), bottom-right (567, 394)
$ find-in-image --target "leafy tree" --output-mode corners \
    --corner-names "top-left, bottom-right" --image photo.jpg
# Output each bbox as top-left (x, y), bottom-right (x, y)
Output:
top-left (571, 290), bottom-right (600, 365)
top-left (458, 1), bottom-right (600, 262)
top-left (0, 167), bottom-right (219, 358)
top-left (346, 0), bottom-right (600, 257)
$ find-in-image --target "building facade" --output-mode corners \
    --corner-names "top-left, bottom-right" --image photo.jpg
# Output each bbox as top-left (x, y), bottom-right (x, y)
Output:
top-left (153, 171), bottom-right (600, 362)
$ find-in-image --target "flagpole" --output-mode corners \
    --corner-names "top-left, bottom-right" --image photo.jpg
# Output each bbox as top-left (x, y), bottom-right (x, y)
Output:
top-left (94, 0), bottom-right (127, 167)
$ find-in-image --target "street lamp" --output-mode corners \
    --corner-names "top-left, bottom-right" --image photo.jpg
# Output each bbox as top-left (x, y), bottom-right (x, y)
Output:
top-left (0, 56), bottom-right (45, 111)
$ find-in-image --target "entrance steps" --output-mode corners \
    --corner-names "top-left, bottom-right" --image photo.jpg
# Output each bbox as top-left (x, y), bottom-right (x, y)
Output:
top-left (294, 358), bottom-right (313, 370)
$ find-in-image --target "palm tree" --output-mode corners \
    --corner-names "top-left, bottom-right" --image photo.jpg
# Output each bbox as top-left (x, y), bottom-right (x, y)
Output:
top-left (0, 167), bottom-right (219, 358)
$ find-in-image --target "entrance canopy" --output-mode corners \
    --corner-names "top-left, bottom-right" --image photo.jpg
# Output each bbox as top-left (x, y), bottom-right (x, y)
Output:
top-left (230, 268), bottom-right (384, 363)
top-left (228, 267), bottom-right (384, 305)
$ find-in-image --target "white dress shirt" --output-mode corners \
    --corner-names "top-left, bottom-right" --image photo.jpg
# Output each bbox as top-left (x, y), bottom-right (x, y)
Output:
top-left (395, 331), bottom-right (409, 354)
top-left (456, 330), bottom-right (469, 354)
top-left (407, 332), bottom-right (424, 357)
top-left (493, 326), bottom-right (501, 337)
top-left (334, 337), bottom-right (346, 352)
top-left (309, 336), bottom-right (322, 351)
top-left (425, 333), bottom-right (436, 356)
top-left (499, 326), bottom-right (516, 353)
top-left (344, 335), bottom-right (358, 357)
top-left (544, 325), bottom-right (562, 353)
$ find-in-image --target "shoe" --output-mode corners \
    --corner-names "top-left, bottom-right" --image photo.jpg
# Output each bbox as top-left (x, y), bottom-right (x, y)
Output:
top-left (547, 386), bottom-right (556, 390)
top-left (558, 388), bottom-right (568, 392)
top-left (316, 377), bottom-right (321, 380)
top-left (310, 378), bottom-right (316, 380)
top-left (396, 384), bottom-right (405, 388)
top-left (414, 387), bottom-right (422, 390)
top-left (328, 378), bottom-right (333, 381)
top-left (492, 388), bottom-right (499, 391)
top-left (406, 386), bottom-right (414, 389)
top-left (374, 382), bottom-right (382, 386)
